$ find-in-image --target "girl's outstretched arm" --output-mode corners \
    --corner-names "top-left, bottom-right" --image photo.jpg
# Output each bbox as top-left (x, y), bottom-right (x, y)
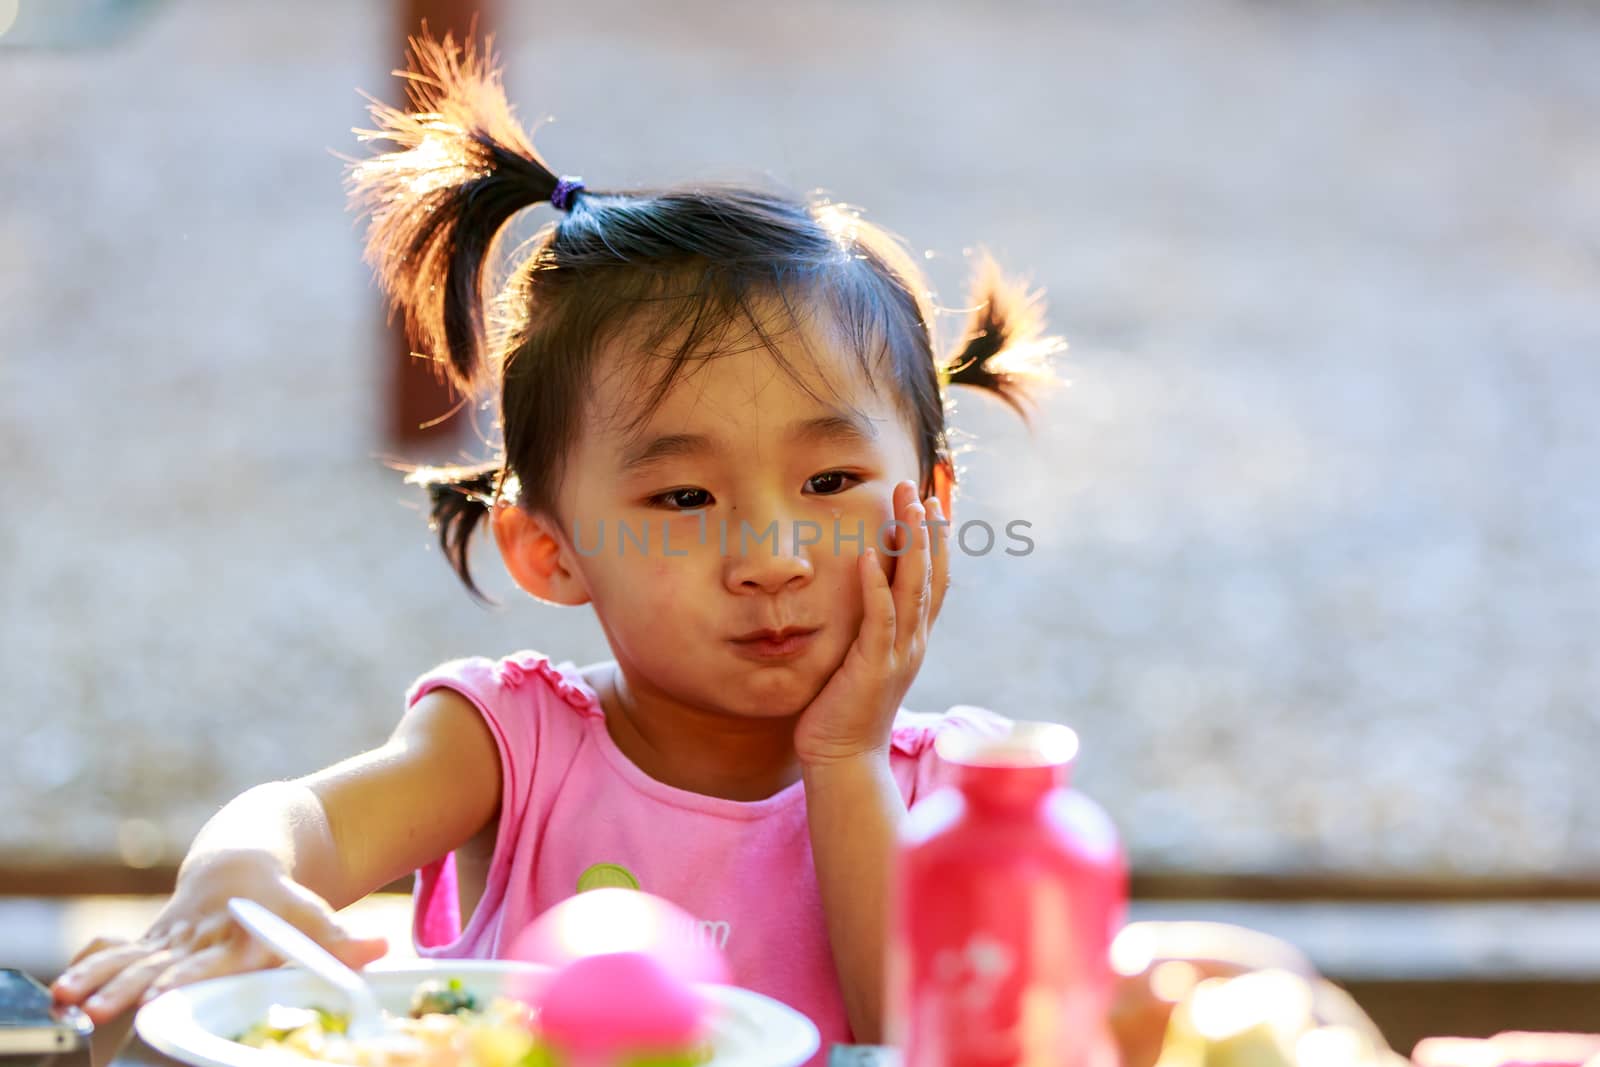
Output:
top-left (796, 480), bottom-right (951, 1041)
top-left (51, 689), bottom-right (501, 1023)
top-left (298, 688), bottom-right (504, 908)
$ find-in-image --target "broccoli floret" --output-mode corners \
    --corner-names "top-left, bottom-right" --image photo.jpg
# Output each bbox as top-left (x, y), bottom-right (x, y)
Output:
top-left (408, 977), bottom-right (480, 1017)
top-left (236, 1005), bottom-right (329, 1044)
top-left (312, 1007), bottom-right (349, 1035)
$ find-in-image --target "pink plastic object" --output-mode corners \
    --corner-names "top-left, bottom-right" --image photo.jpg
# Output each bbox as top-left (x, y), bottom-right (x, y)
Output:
top-left (504, 888), bottom-right (730, 1061)
top-left (506, 888), bottom-right (729, 985)
top-left (537, 951), bottom-right (709, 1057)
top-left (888, 721), bottom-right (1128, 1067)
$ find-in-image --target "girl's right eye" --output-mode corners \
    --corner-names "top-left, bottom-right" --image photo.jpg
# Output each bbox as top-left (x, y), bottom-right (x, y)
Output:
top-left (649, 488), bottom-right (713, 510)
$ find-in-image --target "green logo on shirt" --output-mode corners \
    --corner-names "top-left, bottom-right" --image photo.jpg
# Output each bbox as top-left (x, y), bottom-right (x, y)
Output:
top-left (577, 862), bottom-right (640, 892)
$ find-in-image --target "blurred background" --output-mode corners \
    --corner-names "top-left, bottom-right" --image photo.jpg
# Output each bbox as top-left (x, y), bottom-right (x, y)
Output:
top-left (2, 0), bottom-right (1598, 1048)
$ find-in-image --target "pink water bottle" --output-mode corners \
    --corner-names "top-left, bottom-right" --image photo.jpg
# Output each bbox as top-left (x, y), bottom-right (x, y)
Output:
top-left (888, 721), bottom-right (1127, 1067)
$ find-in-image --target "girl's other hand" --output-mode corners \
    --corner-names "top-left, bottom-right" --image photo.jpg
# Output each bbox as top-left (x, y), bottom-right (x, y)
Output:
top-left (49, 849), bottom-right (388, 1025)
top-left (794, 479), bottom-right (951, 767)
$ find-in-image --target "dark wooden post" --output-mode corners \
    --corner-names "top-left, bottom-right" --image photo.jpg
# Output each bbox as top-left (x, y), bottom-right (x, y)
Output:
top-left (385, 0), bottom-right (498, 451)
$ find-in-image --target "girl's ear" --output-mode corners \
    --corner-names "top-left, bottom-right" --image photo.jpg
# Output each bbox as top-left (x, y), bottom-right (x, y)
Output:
top-left (491, 504), bottom-right (591, 607)
top-left (931, 460), bottom-right (955, 524)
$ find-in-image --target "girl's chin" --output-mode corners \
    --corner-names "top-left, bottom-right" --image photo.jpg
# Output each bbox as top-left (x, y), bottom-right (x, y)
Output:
top-left (719, 666), bottom-right (831, 718)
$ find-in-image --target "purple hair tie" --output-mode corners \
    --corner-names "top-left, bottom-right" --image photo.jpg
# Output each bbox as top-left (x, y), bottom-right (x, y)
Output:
top-left (550, 176), bottom-right (585, 213)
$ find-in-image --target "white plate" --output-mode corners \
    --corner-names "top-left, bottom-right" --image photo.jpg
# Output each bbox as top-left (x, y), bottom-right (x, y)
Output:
top-left (137, 959), bottom-right (819, 1067)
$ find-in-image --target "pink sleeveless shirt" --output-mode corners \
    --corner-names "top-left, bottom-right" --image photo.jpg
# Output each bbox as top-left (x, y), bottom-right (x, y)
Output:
top-left (403, 650), bottom-right (1010, 1057)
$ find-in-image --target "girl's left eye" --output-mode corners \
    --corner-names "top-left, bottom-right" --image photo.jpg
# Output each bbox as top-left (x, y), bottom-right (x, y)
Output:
top-left (806, 471), bottom-right (860, 495)
top-left (650, 487), bottom-right (713, 510)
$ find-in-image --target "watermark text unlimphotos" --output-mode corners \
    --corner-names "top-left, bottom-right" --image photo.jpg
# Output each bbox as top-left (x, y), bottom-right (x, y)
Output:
top-left (568, 512), bottom-right (1035, 558)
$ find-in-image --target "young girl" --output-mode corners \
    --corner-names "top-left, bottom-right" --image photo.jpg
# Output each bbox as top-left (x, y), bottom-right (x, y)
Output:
top-left (51, 32), bottom-right (1067, 1054)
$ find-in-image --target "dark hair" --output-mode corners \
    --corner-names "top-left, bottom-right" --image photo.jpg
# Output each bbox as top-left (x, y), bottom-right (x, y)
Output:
top-left (349, 32), bottom-right (1065, 601)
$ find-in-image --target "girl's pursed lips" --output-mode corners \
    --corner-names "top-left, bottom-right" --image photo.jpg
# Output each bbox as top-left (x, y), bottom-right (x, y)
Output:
top-left (727, 627), bottom-right (821, 661)
top-left (729, 625), bottom-right (821, 643)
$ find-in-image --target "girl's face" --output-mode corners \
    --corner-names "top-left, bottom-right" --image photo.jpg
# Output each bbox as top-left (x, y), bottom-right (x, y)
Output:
top-left (547, 313), bottom-right (927, 721)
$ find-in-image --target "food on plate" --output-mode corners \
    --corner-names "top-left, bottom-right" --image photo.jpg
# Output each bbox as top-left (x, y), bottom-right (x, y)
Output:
top-left (408, 977), bottom-right (480, 1017)
top-left (236, 985), bottom-right (535, 1067)
top-left (234, 976), bottom-right (710, 1067)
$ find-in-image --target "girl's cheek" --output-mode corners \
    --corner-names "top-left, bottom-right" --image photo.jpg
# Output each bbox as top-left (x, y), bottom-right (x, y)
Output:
top-left (600, 564), bottom-right (693, 627)
top-left (584, 551), bottom-right (683, 600)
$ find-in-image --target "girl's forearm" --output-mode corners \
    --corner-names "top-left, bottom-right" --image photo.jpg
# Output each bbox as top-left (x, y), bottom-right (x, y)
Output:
top-left (181, 781), bottom-right (347, 903)
top-left (802, 752), bottom-right (906, 1044)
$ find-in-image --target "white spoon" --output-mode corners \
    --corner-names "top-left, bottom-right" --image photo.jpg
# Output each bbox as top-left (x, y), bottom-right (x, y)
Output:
top-left (227, 897), bottom-right (387, 1041)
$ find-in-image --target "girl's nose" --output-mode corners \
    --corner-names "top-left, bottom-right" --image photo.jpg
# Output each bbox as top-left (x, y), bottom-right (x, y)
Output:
top-left (722, 518), bottom-right (816, 594)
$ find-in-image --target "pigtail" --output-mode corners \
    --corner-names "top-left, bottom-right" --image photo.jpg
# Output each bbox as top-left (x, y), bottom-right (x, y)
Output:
top-left (351, 31), bottom-right (572, 601)
top-left (941, 251), bottom-right (1066, 424)
top-left (347, 30), bottom-right (567, 393)
top-left (402, 461), bottom-right (511, 602)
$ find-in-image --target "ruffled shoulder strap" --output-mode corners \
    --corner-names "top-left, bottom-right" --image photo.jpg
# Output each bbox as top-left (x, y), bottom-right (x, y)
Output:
top-left (488, 651), bottom-right (603, 714)
top-left (405, 649), bottom-right (599, 716)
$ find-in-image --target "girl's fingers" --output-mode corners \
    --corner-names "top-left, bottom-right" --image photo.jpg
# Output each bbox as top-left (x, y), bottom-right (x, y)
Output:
top-left (891, 483), bottom-right (930, 653)
top-left (66, 936), bottom-right (128, 971)
top-left (885, 482), bottom-right (909, 569)
top-left (273, 889), bottom-right (392, 969)
top-left (857, 547), bottom-right (895, 664)
top-left (53, 937), bottom-right (124, 1002)
top-left (143, 944), bottom-right (232, 1004)
top-left (82, 947), bottom-right (184, 1023)
top-left (332, 934), bottom-right (391, 971)
top-left (53, 940), bottom-right (156, 1005)
top-left (927, 495), bottom-right (952, 625)
top-left (144, 940), bottom-right (276, 1004)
